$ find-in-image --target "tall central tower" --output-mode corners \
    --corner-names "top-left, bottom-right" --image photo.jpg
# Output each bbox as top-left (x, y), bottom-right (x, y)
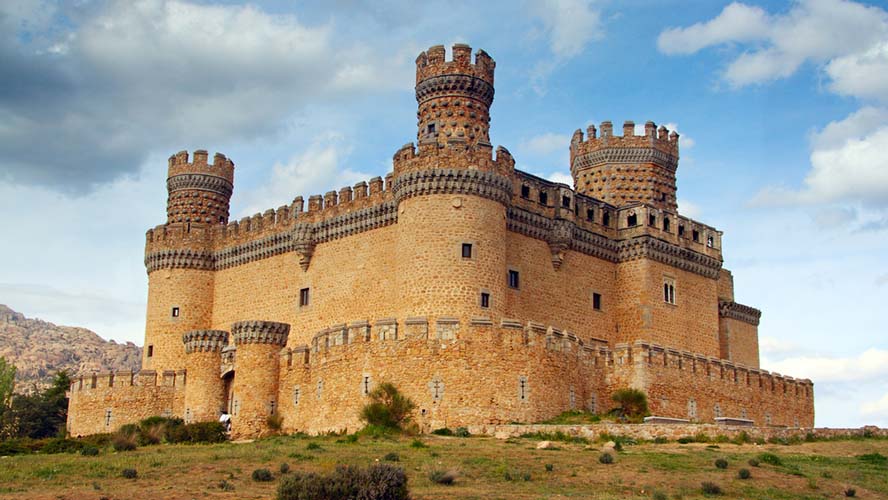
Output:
top-left (415, 44), bottom-right (495, 150)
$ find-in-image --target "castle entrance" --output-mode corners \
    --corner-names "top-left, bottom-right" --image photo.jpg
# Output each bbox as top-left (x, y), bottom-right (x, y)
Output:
top-left (222, 371), bottom-right (235, 415)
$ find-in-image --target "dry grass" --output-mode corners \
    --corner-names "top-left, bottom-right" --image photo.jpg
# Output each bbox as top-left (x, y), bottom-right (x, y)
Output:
top-left (0, 433), bottom-right (886, 499)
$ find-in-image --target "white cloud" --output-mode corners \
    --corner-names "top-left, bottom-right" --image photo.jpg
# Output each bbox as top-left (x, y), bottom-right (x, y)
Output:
top-left (521, 133), bottom-right (571, 156)
top-left (861, 392), bottom-right (888, 417)
top-left (763, 348), bottom-right (888, 382)
top-left (547, 171), bottom-right (574, 186)
top-left (759, 336), bottom-right (799, 356)
top-left (633, 122), bottom-right (694, 149)
top-left (237, 133), bottom-right (372, 217)
top-left (677, 198), bottom-right (701, 219)
top-left (827, 41), bottom-right (888, 101)
top-left (532, 0), bottom-right (604, 59)
top-left (658, 0), bottom-right (888, 91)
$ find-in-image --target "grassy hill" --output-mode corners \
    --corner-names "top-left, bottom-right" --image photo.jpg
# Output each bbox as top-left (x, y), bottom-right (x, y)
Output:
top-left (1, 432), bottom-right (887, 499)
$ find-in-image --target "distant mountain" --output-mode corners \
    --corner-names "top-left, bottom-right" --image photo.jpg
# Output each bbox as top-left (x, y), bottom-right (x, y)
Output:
top-left (0, 304), bottom-right (141, 392)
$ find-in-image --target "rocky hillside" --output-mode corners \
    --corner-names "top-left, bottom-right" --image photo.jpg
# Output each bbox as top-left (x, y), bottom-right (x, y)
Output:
top-left (0, 304), bottom-right (141, 392)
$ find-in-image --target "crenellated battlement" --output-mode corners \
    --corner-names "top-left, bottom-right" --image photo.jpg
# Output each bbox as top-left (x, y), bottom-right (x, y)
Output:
top-left (415, 43), bottom-right (495, 88)
top-left (570, 121), bottom-right (680, 163)
top-left (167, 150), bottom-right (235, 184)
top-left (69, 369), bottom-right (187, 393)
top-left (166, 149), bottom-right (235, 226)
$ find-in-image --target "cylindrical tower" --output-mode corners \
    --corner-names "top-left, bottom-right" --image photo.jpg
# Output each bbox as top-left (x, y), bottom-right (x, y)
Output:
top-left (229, 320), bottom-right (289, 437)
top-left (570, 121), bottom-right (680, 212)
top-left (393, 45), bottom-right (512, 328)
top-left (415, 43), bottom-right (495, 149)
top-left (166, 150), bottom-right (234, 225)
top-left (143, 149), bottom-right (231, 373)
top-left (182, 330), bottom-right (228, 423)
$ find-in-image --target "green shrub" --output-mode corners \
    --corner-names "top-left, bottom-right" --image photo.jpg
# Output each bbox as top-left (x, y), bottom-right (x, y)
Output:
top-left (653, 436), bottom-right (669, 444)
top-left (40, 438), bottom-right (85, 454)
top-left (610, 388), bottom-right (649, 421)
top-left (277, 464), bottom-right (409, 500)
top-left (182, 421), bottom-right (227, 443)
top-left (383, 452), bottom-right (400, 462)
top-left (454, 427), bottom-right (470, 437)
top-left (121, 468), bottom-right (138, 479)
top-left (857, 453), bottom-right (887, 465)
top-left (701, 481), bottom-right (722, 495)
top-left (306, 442), bottom-right (322, 451)
top-left (80, 446), bottom-right (99, 456)
top-left (714, 458), bottom-right (728, 469)
top-left (428, 469), bottom-right (457, 485)
top-left (280, 463), bottom-right (290, 474)
top-left (844, 488), bottom-right (856, 497)
top-left (677, 436), bottom-right (693, 444)
top-left (714, 435), bottom-right (731, 443)
top-left (544, 463), bottom-right (554, 472)
top-left (0, 439), bottom-right (29, 456)
top-left (757, 452), bottom-right (783, 466)
top-left (748, 458), bottom-right (760, 467)
top-left (599, 452), bottom-right (614, 464)
top-left (252, 468), bottom-right (274, 482)
top-left (431, 428), bottom-right (453, 436)
top-left (732, 431), bottom-right (752, 445)
top-left (410, 439), bottom-right (428, 449)
top-left (359, 383), bottom-right (417, 430)
top-left (738, 468), bottom-right (751, 479)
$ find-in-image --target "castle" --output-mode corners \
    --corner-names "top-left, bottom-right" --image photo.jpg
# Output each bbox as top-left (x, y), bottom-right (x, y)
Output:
top-left (67, 44), bottom-right (814, 438)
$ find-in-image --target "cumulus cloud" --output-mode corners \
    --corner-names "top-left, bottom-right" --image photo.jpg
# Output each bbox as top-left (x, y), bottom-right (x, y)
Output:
top-left (861, 392), bottom-right (888, 418)
top-left (237, 133), bottom-right (373, 217)
top-left (752, 108), bottom-right (888, 206)
top-left (0, 0), bottom-right (410, 193)
top-left (658, 0), bottom-right (888, 91)
top-left (531, 0), bottom-right (604, 59)
top-left (763, 348), bottom-right (888, 382)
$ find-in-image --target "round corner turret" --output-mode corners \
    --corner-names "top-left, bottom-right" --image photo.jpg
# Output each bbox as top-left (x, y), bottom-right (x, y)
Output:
top-left (166, 150), bottom-right (235, 226)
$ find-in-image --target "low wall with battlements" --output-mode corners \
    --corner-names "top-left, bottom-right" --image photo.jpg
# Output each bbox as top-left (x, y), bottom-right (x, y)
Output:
top-left (67, 370), bottom-right (185, 437)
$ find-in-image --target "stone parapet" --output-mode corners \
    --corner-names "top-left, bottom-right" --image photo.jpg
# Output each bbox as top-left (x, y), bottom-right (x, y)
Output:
top-left (232, 320), bottom-right (290, 346)
top-left (719, 301), bottom-right (762, 326)
top-left (392, 168), bottom-right (513, 206)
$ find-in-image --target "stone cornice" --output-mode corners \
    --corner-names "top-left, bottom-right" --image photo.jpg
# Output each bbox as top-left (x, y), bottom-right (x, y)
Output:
top-left (506, 206), bottom-right (721, 278)
top-left (167, 173), bottom-right (233, 198)
top-left (392, 168), bottom-right (512, 205)
top-left (145, 249), bottom-right (214, 273)
top-left (183, 329), bottom-right (229, 353)
top-left (231, 320), bottom-right (290, 346)
top-left (571, 147), bottom-right (678, 173)
top-left (719, 301), bottom-right (762, 326)
top-left (415, 74), bottom-right (495, 107)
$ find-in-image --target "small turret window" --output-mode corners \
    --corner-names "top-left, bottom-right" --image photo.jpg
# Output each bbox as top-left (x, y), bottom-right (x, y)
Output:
top-left (663, 277), bottom-right (676, 305)
top-left (171, 307), bottom-right (180, 318)
top-left (627, 213), bottom-right (638, 226)
top-left (480, 292), bottom-right (490, 308)
top-left (521, 185), bottom-right (530, 198)
top-left (678, 225), bottom-right (685, 237)
top-left (707, 235), bottom-right (714, 247)
top-left (147, 345), bottom-right (154, 358)
top-left (664, 217), bottom-right (671, 232)
top-left (602, 212), bottom-right (610, 227)
top-left (592, 292), bottom-right (602, 311)
top-left (539, 191), bottom-right (548, 205)
top-left (461, 243), bottom-right (473, 259)
top-left (562, 196), bottom-right (571, 209)
top-left (299, 288), bottom-right (310, 307)
top-left (692, 229), bottom-right (700, 242)
top-left (649, 214), bottom-right (656, 226)
top-left (586, 208), bottom-right (594, 221)
top-left (508, 269), bottom-right (520, 289)
top-left (427, 123), bottom-right (436, 134)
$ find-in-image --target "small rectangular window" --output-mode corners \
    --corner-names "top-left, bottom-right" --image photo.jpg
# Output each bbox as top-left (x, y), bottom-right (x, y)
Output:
top-left (427, 123), bottom-right (436, 134)
top-left (480, 292), bottom-right (490, 308)
top-left (602, 212), bottom-right (610, 227)
top-left (562, 195), bottom-right (571, 208)
top-left (692, 229), bottom-right (700, 242)
top-left (521, 185), bottom-right (530, 198)
top-left (586, 208), bottom-right (594, 221)
top-left (508, 270), bottom-right (520, 289)
top-left (649, 214), bottom-right (656, 226)
top-left (627, 213), bottom-right (638, 226)
top-left (147, 345), bottom-right (154, 357)
top-left (461, 243), bottom-right (473, 259)
top-left (539, 191), bottom-right (548, 205)
top-left (707, 235), bottom-right (714, 247)
top-left (663, 278), bottom-right (676, 305)
top-left (678, 225), bottom-right (685, 237)
top-left (171, 307), bottom-right (179, 318)
top-left (664, 217), bottom-right (671, 232)
top-left (592, 292), bottom-right (602, 311)
top-left (299, 287), bottom-right (310, 307)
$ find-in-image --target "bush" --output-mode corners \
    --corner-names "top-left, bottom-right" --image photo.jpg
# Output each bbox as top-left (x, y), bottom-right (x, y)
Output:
top-left (410, 439), bottom-right (428, 449)
top-left (431, 428), bottom-right (453, 436)
top-left (267, 414), bottom-right (284, 432)
top-left (277, 464), bottom-right (409, 500)
top-left (360, 383), bottom-right (417, 430)
top-left (677, 437), bottom-right (693, 444)
top-left (112, 432), bottom-right (138, 452)
top-left (280, 463), bottom-right (290, 474)
top-left (757, 452), bottom-right (783, 466)
top-left (121, 468), bottom-right (138, 479)
top-left (428, 469), bottom-right (457, 485)
top-left (610, 388), bottom-right (649, 421)
top-left (653, 436), bottom-right (669, 444)
top-left (40, 438), bottom-right (85, 454)
top-left (181, 421), bottom-right (227, 444)
top-left (844, 488), bottom-right (856, 497)
top-left (701, 481), bottom-right (722, 495)
top-left (80, 446), bottom-right (99, 456)
top-left (714, 458), bottom-right (728, 469)
top-left (306, 442), bottom-right (322, 451)
top-left (252, 468), bottom-right (274, 482)
top-left (218, 479), bottom-right (235, 491)
top-left (748, 458), bottom-right (760, 467)
top-left (738, 468), bottom-right (751, 479)
top-left (544, 463), bottom-right (554, 472)
top-left (857, 453), bottom-right (887, 465)
top-left (454, 427), bottom-right (470, 438)
top-left (383, 452), bottom-right (400, 462)
top-left (599, 452), bottom-right (614, 464)
top-left (0, 439), bottom-right (30, 456)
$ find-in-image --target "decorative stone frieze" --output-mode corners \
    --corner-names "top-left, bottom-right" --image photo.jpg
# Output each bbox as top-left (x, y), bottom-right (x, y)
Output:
top-left (719, 301), bottom-right (762, 326)
top-left (182, 329), bottom-right (229, 353)
top-left (144, 249), bottom-right (214, 273)
top-left (167, 173), bottom-right (233, 198)
top-left (571, 147), bottom-right (678, 173)
top-left (231, 320), bottom-right (290, 346)
top-left (415, 74), bottom-right (495, 107)
top-left (617, 236), bottom-right (722, 279)
top-left (392, 168), bottom-right (512, 206)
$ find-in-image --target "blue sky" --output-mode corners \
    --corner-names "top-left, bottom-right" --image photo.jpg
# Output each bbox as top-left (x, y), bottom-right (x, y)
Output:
top-left (1, 0), bottom-right (886, 427)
